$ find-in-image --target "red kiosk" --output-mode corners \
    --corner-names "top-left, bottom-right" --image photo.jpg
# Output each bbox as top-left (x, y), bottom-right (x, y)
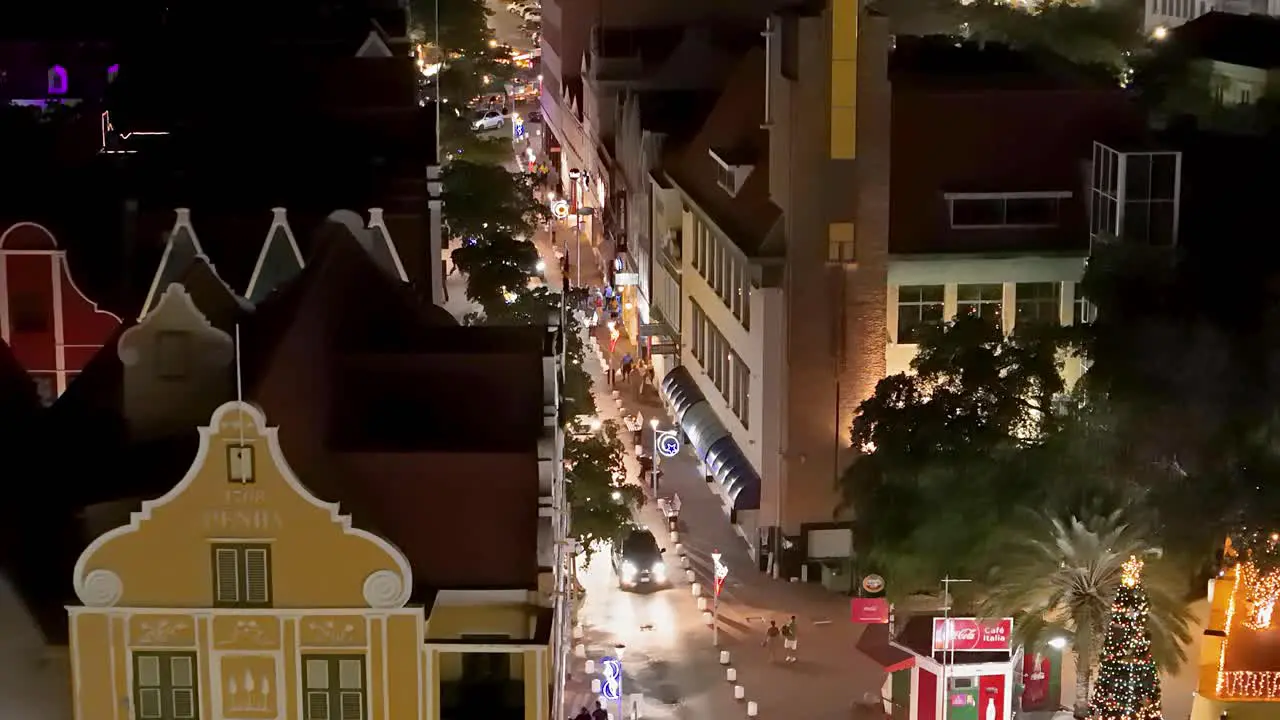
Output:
top-left (859, 615), bottom-right (1018, 720)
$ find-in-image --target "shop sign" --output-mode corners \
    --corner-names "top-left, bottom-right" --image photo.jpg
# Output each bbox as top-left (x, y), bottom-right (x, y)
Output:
top-left (649, 342), bottom-right (679, 355)
top-left (862, 574), bottom-right (886, 594)
top-left (851, 597), bottom-right (889, 624)
top-left (615, 272), bottom-right (639, 286)
top-left (931, 618), bottom-right (1013, 652)
top-left (638, 323), bottom-right (665, 338)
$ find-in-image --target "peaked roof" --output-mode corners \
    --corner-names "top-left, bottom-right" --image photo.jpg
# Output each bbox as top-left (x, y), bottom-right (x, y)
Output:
top-left (139, 217), bottom-right (203, 319)
top-left (666, 47), bottom-right (780, 255)
top-left (245, 213), bottom-right (306, 304)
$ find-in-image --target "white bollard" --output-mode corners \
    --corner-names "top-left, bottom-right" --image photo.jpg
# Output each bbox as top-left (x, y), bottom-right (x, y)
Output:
top-left (734, 685), bottom-right (745, 700)
top-left (681, 556), bottom-right (691, 569)
top-left (675, 543), bottom-right (684, 555)
top-left (584, 659), bottom-right (595, 674)
top-left (684, 569), bottom-right (695, 582)
top-left (691, 582), bottom-right (702, 597)
top-left (575, 644), bottom-right (586, 658)
top-left (573, 624), bottom-right (584, 639)
top-left (747, 700), bottom-right (759, 717)
top-left (669, 531), bottom-right (679, 543)
top-left (702, 611), bottom-right (713, 625)
top-left (719, 650), bottom-right (730, 665)
top-left (591, 678), bottom-right (601, 694)
top-left (696, 597), bottom-right (708, 611)
top-left (726, 667), bottom-right (737, 682)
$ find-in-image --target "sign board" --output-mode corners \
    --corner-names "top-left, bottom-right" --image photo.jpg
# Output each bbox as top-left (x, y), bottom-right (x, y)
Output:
top-left (638, 323), bottom-right (666, 338)
top-left (861, 574), bottom-right (886, 594)
top-left (851, 597), bottom-right (890, 624)
top-left (931, 617), bottom-right (1014, 652)
top-left (649, 342), bottom-right (679, 356)
top-left (656, 431), bottom-right (681, 458)
top-left (711, 550), bottom-right (728, 596)
top-left (551, 200), bottom-right (569, 219)
top-left (599, 656), bottom-right (622, 700)
top-left (615, 272), bottom-right (639, 286)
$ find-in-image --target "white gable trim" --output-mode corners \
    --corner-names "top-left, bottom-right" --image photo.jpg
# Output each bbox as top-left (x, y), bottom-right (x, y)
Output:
top-left (368, 208), bottom-right (410, 282)
top-left (139, 209), bottom-right (207, 320)
top-left (356, 31), bottom-right (394, 58)
top-left (244, 207), bottom-right (306, 300)
top-left (71, 401), bottom-right (415, 610)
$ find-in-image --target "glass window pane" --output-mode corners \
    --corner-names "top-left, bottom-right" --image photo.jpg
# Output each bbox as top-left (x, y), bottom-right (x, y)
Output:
top-left (339, 660), bottom-right (363, 690)
top-left (137, 656), bottom-right (162, 687)
top-left (307, 659), bottom-right (330, 690)
top-left (951, 199), bottom-right (1003, 227)
top-left (1005, 198), bottom-right (1058, 226)
top-left (170, 656), bottom-right (193, 686)
top-left (138, 688), bottom-right (163, 719)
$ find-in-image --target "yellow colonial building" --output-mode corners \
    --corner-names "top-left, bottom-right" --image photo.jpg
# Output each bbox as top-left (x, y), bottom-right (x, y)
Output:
top-left (68, 400), bottom-right (553, 720)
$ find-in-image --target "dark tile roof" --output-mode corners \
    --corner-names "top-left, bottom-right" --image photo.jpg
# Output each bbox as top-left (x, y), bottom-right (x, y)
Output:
top-left (636, 90), bottom-right (720, 140)
top-left (666, 47), bottom-right (780, 256)
top-left (890, 36), bottom-right (1115, 91)
top-left (1169, 11), bottom-right (1280, 69)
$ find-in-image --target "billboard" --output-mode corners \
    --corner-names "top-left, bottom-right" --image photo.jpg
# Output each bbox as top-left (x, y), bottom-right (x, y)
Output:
top-left (931, 618), bottom-right (1013, 652)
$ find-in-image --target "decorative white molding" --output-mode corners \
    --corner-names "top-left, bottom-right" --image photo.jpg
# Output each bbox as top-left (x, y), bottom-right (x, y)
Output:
top-left (134, 617), bottom-right (191, 645)
top-left (77, 569), bottom-right (123, 607)
top-left (355, 30), bottom-right (394, 58)
top-left (71, 401), bottom-right (416, 609)
top-left (366, 208), bottom-right (410, 282)
top-left (363, 570), bottom-right (409, 609)
top-left (214, 619), bottom-right (276, 648)
top-left (244, 207), bottom-right (306, 302)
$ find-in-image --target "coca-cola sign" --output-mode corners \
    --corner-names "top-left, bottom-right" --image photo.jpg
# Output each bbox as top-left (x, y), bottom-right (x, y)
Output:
top-left (931, 617), bottom-right (1014, 652)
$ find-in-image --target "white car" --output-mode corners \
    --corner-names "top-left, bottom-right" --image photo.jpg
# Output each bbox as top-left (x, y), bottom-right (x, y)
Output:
top-left (472, 110), bottom-right (505, 131)
top-left (522, 7), bottom-right (542, 21)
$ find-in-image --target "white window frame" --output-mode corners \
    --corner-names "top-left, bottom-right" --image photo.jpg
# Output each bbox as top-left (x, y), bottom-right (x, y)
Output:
top-left (956, 283), bottom-right (1005, 327)
top-left (945, 191), bottom-right (1071, 230)
top-left (896, 285), bottom-right (945, 344)
top-left (213, 544), bottom-right (272, 607)
top-left (227, 444), bottom-right (256, 483)
top-left (302, 655), bottom-right (367, 720)
top-left (1013, 282), bottom-right (1062, 328)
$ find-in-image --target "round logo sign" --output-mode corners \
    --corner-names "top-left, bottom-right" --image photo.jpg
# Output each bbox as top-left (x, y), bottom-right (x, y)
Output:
top-left (656, 431), bottom-right (681, 458)
top-left (550, 200), bottom-right (569, 219)
top-left (861, 574), bottom-right (886, 594)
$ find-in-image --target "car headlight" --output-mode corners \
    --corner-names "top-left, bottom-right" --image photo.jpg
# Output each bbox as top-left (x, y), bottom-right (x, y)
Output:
top-left (621, 561), bottom-right (637, 578)
top-left (652, 563), bottom-right (666, 579)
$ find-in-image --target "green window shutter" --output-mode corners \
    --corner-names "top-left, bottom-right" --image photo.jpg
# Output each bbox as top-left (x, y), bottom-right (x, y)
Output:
top-left (243, 548), bottom-right (271, 605)
top-left (214, 548), bottom-right (240, 605)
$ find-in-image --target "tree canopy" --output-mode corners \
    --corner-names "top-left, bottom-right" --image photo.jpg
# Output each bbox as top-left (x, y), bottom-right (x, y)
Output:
top-left (441, 161), bottom-right (549, 240)
top-left (565, 422), bottom-right (646, 555)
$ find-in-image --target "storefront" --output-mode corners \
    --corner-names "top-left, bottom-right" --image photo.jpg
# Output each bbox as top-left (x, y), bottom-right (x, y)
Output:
top-left (860, 616), bottom-right (1018, 720)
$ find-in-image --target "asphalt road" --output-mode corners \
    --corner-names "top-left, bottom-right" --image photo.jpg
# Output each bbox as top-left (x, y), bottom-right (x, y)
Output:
top-left (487, 0), bottom-right (537, 51)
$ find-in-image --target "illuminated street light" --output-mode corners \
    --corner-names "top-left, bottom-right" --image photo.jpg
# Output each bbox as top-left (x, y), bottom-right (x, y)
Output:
top-left (1047, 636), bottom-right (1067, 650)
top-left (1152, 25), bottom-right (1168, 40)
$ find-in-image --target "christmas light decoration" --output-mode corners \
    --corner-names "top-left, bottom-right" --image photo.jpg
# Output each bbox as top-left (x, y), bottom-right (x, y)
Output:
top-left (1217, 671), bottom-right (1280, 699)
top-left (1214, 569), bottom-right (1241, 697)
top-left (1087, 555), bottom-right (1162, 720)
top-left (1239, 561), bottom-right (1280, 630)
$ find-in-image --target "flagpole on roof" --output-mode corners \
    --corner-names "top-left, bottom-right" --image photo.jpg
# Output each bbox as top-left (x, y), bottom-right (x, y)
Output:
top-left (234, 323), bottom-right (246, 449)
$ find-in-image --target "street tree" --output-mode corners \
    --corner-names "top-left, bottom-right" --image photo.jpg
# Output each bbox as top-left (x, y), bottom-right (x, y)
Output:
top-left (981, 511), bottom-right (1193, 715)
top-left (961, 0), bottom-right (1143, 72)
top-left (565, 421), bottom-right (645, 557)
top-left (442, 160), bottom-right (549, 240)
top-left (451, 231), bottom-right (539, 311)
top-left (840, 314), bottom-right (1073, 593)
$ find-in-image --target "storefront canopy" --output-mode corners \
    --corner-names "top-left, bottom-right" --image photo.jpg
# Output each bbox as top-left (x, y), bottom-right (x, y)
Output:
top-left (659, 366), bottom-right (761, 511)
top-left (659, 365), bottom-right (707, 421)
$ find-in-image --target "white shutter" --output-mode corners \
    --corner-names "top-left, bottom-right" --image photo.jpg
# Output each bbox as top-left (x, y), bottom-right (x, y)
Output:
top-left (306, 692), bottom-right (330, 720)
top-left (214, 548), bottom-right (240, 603)
top-left (244, 549), bottom-right (270, 604)
top-left (137, 689), bottom-right (163, 719)
top-left (338, 660), bottom-right (362, 689)
top-left (229, 446), bottom-right (254, 482)
top-left (306, 660), bottom-right (330, 689)
top-left (136, 656), bottom-right (161, 686)
top-left (339, 692), bottom-right (364, 720)
top-left (170, 656), bottom-right (196, 719)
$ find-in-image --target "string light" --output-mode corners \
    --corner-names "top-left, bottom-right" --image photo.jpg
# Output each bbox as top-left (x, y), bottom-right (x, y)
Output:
top-left (1215, 568), bottom-right (1240, 697)
top-left (1239, 561), bottom-right (1280, 630)
top-left (1217, 671), bottom-right (1280, 699)
top-left (1086, 556), bottom-right (1161, 720)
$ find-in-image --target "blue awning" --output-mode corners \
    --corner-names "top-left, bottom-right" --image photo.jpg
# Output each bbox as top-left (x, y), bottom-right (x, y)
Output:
top-left (659, 365), bottom-right (707, 421)
top-left (658, 367), bottom-right (760, 511)
top-left (705, 436), bottom-right (761, 510)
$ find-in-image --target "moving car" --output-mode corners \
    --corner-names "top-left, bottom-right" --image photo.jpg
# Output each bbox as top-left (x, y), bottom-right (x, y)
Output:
top-left (472, 110), bottom-right (505, 131)
top-left (612, 528), bottom-right (667, 590)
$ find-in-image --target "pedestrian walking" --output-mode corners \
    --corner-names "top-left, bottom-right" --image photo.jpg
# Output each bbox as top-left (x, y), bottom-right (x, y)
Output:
top-left (621, 353), bottom-right (633, 378)
top-left (590, 700), bottom-right (609, 720)
top-left (762, 619), bottom-right (781, 662)
top-left (572, 706), bottom-right (591, 720)
top-left (607, 363), bottom-right (617, 386)
top-left (783, 615), bottom-right (798, 662)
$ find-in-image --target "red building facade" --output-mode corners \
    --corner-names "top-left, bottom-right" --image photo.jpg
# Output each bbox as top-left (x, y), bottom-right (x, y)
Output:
top-left (0, 222), bottom-right (121, 404)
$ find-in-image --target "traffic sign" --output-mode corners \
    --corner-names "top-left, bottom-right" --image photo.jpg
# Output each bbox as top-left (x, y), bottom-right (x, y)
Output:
top-left (656, 430), bottom-right (681, 458)
top-left (551, 200), bottom-right (569, 219)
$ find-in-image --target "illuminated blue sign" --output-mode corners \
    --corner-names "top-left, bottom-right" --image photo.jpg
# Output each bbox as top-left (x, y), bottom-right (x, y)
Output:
top-left (600, 656), bottom-right (622, 700)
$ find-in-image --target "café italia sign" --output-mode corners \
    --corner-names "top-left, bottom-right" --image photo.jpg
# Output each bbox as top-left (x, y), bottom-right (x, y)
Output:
top-left (931, 617), bottom-right (1014, 653)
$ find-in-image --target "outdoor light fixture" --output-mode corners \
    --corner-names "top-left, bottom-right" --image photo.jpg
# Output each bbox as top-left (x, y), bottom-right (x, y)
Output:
top-left (1152, 26), bottom-right (1168, 40)
top-left (1047, 637), bottom-right (1067, 650)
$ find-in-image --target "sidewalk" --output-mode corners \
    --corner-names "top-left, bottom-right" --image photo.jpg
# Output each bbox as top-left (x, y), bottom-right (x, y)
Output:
top-left (578, 328), bottom-right (887, 720)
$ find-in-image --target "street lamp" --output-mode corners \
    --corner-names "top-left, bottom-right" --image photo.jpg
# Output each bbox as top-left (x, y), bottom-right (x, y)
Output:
top-left (1047, 636), bottom-right (1067, 650)
top-left (649, 418), bottom-right (660, 495)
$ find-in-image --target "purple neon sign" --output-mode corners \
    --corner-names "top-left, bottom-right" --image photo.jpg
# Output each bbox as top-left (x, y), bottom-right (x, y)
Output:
top-left (47, 65), bottom-right (67, 95)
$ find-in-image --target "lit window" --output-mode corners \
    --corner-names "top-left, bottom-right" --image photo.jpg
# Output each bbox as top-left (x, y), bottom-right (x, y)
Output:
top-left (957, 284), bottom-right (1003, 327)
top-left (896, 286), bottom-right (944, 343)
top-left (1014, 283), bottom-right (1061, 327)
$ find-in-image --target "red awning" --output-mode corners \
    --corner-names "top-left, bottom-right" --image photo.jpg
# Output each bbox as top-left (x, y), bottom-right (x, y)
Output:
top-left (857, 624), bottom-right (915, 673)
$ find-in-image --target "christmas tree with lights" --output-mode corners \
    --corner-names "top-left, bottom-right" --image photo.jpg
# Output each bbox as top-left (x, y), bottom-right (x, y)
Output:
top-left (1087, 555), bottom-right (1163, 720)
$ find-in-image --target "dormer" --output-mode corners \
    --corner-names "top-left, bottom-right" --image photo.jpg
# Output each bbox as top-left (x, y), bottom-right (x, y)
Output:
top-left (710, 147), bottom-right (754, 197)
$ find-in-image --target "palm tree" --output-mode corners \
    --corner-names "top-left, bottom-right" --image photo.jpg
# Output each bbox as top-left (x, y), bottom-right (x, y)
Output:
top-left (980, 510), bottom-right (1194, 715)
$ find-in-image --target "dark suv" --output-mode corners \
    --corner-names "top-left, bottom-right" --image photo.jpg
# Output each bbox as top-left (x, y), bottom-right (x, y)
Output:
top-left (612, 528), bottom-right (668, 590)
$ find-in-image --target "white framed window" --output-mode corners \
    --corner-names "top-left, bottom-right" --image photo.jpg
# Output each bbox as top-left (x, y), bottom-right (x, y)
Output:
top-left (946, 191), bottom-right (1069, 229)
top-left (1014, 283), bottom-right (1061, 327)
top-left (957, 284), bottom-right (1004, 327)
top-left (227, 445), bottom-right (255, 483)
top-left (828, 223), bottom-right (856, 263)
top-left (1073, 290), bottom-right (1097, 326)
top-left (213, 545), bottom-right (272, 607)
top-left (133, 652), bottom-right (198, 720)
top-left (896, 285), bottom-right (944, 343)
top-left (303, 656), bottom-right (366, 720)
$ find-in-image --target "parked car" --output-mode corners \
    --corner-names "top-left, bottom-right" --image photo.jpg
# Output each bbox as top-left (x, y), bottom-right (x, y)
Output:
top-left (526, 110), bottom-right (543, 123)
top-left (521, 7), bottom-right (542, 21)
top-left (611, 527), bottom-right (668, 590)
top-left (471, 110), bottom-right (505, 131)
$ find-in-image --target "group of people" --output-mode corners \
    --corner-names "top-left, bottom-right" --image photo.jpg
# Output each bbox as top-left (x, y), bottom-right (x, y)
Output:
top-left (763, 615), bottom-right (800, 663)
top-left (570, 701), bottom-right (610, 720)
